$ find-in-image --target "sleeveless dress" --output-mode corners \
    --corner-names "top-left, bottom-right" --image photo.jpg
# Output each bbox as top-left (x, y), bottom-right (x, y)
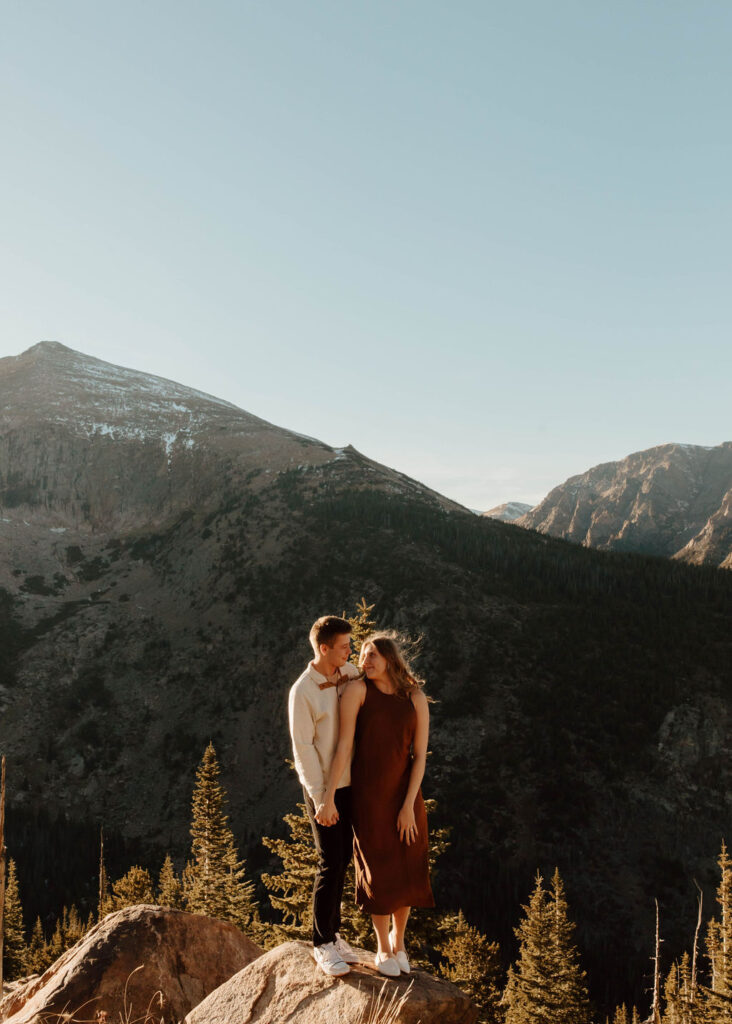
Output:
top-left (350, 678), bottom-right (435, 914)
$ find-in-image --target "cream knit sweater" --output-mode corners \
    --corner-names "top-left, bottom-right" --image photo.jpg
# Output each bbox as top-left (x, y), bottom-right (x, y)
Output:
top-left (288, 660), bottom-right (361, 804)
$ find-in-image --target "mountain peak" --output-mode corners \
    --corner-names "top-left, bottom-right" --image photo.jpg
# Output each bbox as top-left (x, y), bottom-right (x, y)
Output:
top-left (483, 501), bottom-right (534, 522)
top-left (0, 341), bottom-right (266, 436)
top-left (28, 339), bottom-right (75, 353)
top-left (518, 441), bottom-right (732, 566)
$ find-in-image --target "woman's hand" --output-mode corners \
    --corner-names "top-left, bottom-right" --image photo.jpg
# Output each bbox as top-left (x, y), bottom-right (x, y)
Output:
top-left (316, 798), bottom-right (338, 827)
top-left (397, 803), bottom-right (418, 845)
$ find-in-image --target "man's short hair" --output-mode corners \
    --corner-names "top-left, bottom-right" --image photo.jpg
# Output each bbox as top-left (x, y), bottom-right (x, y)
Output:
top-left (310, 615), bottom-right (352, 652)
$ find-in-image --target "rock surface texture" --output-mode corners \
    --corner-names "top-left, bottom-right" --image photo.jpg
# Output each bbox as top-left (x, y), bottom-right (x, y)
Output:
top-left (518, 441), bottom-right (732, 566)
top-left (185, 940), bottom-right (477, 1024)
top-left (0, 905), bottom-right (262, 1024)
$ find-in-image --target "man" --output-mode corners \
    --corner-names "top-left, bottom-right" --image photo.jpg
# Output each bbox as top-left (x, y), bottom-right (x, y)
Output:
top-left (289, 615), bottom-right (361, 976)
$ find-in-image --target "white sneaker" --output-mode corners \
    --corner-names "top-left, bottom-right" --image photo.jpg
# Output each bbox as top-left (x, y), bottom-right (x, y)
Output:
top-left (312, 942), bottom-right (350, 976)
top-left (374, 951), bottom-right (400, 977)
top-left (389, 930), bottom-right (411, 974)
top-left (333, 932), bottom-right (358, 963)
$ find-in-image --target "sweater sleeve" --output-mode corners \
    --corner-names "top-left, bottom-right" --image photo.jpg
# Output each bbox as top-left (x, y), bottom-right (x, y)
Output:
top-left (288, 684), bottom-right (325, 804)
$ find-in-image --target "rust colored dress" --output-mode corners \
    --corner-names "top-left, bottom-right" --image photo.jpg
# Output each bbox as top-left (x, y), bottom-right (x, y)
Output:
top-left (350, 678), bottom-right (435, 915)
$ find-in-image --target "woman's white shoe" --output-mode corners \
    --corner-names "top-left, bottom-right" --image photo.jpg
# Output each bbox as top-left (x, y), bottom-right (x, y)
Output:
top-left (375, 951), bottom-right (401, 977)
top-left (389, 930), bottom-right (411, 974)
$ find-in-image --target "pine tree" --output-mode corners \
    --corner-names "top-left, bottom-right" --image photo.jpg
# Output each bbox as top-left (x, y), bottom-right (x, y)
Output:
top-left (662, 952), bottom-right (699, 1024)
top-left (110, 866), bottom-right (155, 910)
top-left (261, 803), bottom-right (317, 942)
top-left (612, 1006), bottom-right (629, 1024)
top-left (158, 854), bottom-right (183, 909)
top-left (662, 963), bottom-right (681, 1024)
top-left (2, 859), bottom-right (28, 981)
top-left (63, 905), bottom-right (85, 949)
top-left (47, 919), bottom-right (64, 964)
top-left (347, 598), bottom-right (378, 661)
top-left (700, 841), bottom-right (732, 1023)
top-left (439, 910), bottom-right (504, 1024)
top-left (502, 869), bottom-right (590, 1024)
top-left (547, 870), bottom-right (590, 1023)
top-left (678, 951), bottom-right (694, 1014)
top-left (26, 917), bottom-right (52, 975)
top-left (184, 744), bottom-right (258, 932)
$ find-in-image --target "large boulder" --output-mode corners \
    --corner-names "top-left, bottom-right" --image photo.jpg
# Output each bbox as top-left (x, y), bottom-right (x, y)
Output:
top-left (0, 905), bottom-right (262, 1024)
top-left (185, 940), bottom-right (477, 1024)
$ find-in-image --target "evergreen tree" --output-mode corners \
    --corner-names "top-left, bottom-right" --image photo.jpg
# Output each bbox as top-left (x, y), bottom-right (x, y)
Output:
top-left (547, 870), bottom-right (590, 1023)
top-left (662, 953), bottom-right (699, 1024)
top-left (184, 744), bottom-right (258, 932)
top-left (2, 859), bottom-right (28, 981)
top-left (158, 854), bottom-right (184, 909)
top-left (111, 866), bottom-right (155, 910)
top-left (26, 917), bottom-right (52, 975)
top-left (347, 598), bottom-right (378, 661)
top-left (612, 1006), bottom-right (629, 1024)
top-left (662, 964), bottom-right (681, 1024)
top-left (47, 919), bottom-right (64, 964)
top-left (439, 910), bottom-right (504, 1024)
top-left (62, 905), bottom-right (86, 949)
top-left (261, 803), bottom-right (317, 942)
top-left (700, 841), bottom-right (732, 1023)
top-left (503, 869), bottom-right (590, 1024)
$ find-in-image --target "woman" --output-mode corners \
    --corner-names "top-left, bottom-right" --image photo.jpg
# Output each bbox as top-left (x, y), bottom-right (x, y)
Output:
top-left (320, 632), bottom-right (434, 977)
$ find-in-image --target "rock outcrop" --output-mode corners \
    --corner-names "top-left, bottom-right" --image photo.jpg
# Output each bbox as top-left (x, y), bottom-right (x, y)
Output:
top-left (0, 906), bottom-right (262, 1024)
top-left (185, 940), bottom-right (477, 1024)
top-left (517, 441), bottom-right (732, 566)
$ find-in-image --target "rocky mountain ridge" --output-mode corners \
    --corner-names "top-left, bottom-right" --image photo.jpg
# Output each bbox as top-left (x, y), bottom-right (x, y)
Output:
top-left (517, 441), bottom-right (732, 567)
top-left (0, 342), bottom-right (460, 531)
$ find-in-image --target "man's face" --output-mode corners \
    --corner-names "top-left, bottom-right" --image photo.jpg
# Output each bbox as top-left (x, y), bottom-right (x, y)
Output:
top-left (321, 632), bottom-right (352, 668)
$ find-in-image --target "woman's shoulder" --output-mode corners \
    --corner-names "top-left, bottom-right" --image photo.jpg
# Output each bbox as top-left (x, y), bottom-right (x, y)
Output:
top-left (343, 675), bottom-right (367, 699)
top-left (410, 687), bottom-right (429, 709)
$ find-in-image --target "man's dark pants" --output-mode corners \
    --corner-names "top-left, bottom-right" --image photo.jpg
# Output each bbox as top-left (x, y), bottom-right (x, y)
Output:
top-left (304, 785), bottom-right (353, 947)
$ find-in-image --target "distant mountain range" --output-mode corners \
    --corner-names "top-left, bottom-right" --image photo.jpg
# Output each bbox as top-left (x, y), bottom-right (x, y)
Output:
top-left (1, 342), bottom-right (730, 1015)
top-left (513, 443), bottom-right (732, 568)
top-left (482, 501), bottom-right (533, 522)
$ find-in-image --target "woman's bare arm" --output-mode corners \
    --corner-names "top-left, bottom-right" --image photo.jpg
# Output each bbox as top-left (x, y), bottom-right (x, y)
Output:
top-left (317, 679), bottom-right (366, 825)
top-left (397, 690), bottom-right (430, 844)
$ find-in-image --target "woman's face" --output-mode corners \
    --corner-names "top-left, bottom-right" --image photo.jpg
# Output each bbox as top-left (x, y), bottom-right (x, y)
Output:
top-left (360, 642), bottom-right (388, 680)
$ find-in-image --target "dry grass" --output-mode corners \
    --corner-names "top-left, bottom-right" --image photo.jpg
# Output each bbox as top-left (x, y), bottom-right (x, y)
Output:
top-left (37, 967), bottom-right (165, 1024)
top-left (355, 978), bottom-right (417, 1024)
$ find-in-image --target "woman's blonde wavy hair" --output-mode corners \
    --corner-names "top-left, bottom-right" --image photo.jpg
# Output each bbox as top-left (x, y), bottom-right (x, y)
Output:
top-left (358, 630), bottom-right (426, 700)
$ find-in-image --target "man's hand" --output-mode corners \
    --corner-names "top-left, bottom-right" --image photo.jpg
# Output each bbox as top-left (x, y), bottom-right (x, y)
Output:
top-left (315, 798), bottom-right (339, 827)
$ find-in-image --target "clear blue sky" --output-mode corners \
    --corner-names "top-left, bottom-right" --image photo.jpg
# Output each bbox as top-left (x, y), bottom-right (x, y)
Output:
top-left (2, 1), bottom-right (730, 509)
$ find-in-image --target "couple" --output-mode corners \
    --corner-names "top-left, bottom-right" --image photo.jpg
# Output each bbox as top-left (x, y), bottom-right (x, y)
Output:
top-left (288, 615), bottom-right (434, 979)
